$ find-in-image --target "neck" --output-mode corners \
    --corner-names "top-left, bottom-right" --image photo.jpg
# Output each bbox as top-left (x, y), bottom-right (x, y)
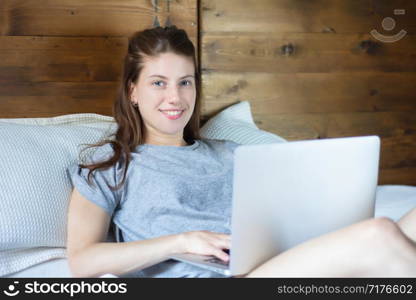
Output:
top-left (144, 136), bottom-right (188, 147)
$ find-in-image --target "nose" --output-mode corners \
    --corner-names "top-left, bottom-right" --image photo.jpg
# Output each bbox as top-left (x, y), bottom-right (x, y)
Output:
top-left (167, 86), bottom-right (180, 104)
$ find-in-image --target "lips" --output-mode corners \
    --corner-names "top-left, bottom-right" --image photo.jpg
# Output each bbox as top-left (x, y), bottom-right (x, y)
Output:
top-left (160, 109), bottom-right (184, 120)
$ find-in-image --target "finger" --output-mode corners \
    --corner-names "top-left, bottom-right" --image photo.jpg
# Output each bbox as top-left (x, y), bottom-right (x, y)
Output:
top-left (217, 233), bottom-right (231, 238)
top-left (216, 238), bottom-right (231, 250)
top-left (212, 234), bottom-right (231, 247)
top-left (214, 249), bottom-right (230, 262)
top-left (215, 233), bottom-right (231, 241)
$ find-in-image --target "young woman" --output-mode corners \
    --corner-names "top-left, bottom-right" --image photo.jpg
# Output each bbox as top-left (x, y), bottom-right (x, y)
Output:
top-left (67, 26), bottom-right (416, 278)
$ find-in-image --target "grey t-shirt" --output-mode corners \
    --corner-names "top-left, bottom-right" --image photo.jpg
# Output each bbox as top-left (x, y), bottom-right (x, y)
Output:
top-left (69, 138), bottom-right (241, 278)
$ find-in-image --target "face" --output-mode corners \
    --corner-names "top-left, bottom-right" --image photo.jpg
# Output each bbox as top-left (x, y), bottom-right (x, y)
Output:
top-left (130, 52), bottom-right (196, 146)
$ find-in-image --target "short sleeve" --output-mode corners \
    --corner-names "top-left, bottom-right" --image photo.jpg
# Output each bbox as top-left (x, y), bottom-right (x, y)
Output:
top-left (68, 144), bottom-right (120, 216)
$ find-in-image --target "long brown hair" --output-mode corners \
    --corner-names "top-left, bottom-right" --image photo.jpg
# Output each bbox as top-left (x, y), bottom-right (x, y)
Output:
top-left (79, 26), bottom-right (202, 190)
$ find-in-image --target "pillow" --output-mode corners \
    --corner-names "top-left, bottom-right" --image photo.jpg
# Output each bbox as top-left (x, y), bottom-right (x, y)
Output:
top-left (0, 114), bottom-right (117, 276)
top-left (200, 101), bottom-right (287, 144)
top-left (1, 113), bottom-right (114, 126)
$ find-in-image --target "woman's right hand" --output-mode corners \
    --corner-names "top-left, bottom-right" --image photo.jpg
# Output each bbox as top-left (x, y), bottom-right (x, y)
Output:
top-left (178, 231), bottom-right (231, 262)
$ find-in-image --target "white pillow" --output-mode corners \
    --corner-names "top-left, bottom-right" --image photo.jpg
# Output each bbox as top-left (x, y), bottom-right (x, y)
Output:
top-left (1, 113), bottom-right (114, 126)
top-left (0, 114), bottom-right (116, 276)
top-left (200, 101), bottom-right (287, 144)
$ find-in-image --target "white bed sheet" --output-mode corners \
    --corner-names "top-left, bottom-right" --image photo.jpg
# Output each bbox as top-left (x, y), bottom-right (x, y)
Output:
top-left (374, 185), bottom-right (416, 221)
top-left (5, 184), bottom-right (416, 278)
top-left (6, 258), bottom-right (72, 278)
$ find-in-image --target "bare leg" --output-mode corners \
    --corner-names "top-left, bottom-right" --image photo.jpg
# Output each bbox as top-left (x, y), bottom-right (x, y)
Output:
top-left (244, 217), bottom-right (416, 278)
top-left (397, 207), bottom-right (416, 243)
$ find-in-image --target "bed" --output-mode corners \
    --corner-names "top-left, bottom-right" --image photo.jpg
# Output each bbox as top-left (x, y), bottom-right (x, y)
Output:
top-left (5, 186), bottom-right (416, 278)
top-left (1, 100), bottom-right (415, 278)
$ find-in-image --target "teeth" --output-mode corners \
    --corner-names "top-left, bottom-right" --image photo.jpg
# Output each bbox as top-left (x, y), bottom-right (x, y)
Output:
top-left (163, 110), bottom-right (183, 116)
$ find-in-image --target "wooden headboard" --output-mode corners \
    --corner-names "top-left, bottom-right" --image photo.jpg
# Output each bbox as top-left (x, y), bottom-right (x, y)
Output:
top-left (0, 0), bottom-right (197, 117)
top-left (1, 0), bottom-right (415, 185)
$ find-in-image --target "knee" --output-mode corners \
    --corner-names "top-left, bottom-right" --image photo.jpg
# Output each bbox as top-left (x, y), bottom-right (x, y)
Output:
top-left (362, 217), bottom-right (416, 275)
top-left (361, 217), bottom-right (402, 245)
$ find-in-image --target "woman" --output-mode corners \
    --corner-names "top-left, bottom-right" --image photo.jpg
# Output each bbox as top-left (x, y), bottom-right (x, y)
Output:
top-left (67, 26), bottom-right (416, 278)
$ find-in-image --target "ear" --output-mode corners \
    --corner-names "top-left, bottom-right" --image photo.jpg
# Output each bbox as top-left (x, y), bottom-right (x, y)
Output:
top-left (129, 82), bottom-right (135, 92)
top-left (129, 82), bottom-right (137, 99)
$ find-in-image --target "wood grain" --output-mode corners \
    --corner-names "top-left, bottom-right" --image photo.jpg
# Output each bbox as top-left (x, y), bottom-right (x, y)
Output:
top-left (202, 32), bottom-right (416, 73)
top-left (0, 0), bottom-right (198, 39)
top-left (201, 71), bottom-right (416, 115)
top-left (201, 0), bottom-right (416, 34)
top-left (200, 0), bottom-right (416, 185)
top-left (0, 0), bottom-right (198, 118)
top-left (0, 81), bottom-right (118, 117)
top-left (0, 36), bottom-right (126, 82)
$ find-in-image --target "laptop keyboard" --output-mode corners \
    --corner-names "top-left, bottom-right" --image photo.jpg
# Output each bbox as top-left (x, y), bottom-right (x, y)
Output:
top-left (204, 257), bottom-right (230, 266)
top-left (204, 249), bottom-right (230, 266)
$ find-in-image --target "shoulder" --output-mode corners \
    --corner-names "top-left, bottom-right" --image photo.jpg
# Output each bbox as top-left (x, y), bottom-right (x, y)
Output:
top-left (74, 142), bottom-right (123, 186)
top-left (82, 143), bottom-right (115, 165)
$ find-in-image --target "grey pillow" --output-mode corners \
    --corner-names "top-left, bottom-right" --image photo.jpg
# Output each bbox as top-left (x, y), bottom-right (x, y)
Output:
top-left (200, 101), bottom-right (286, 144)
top-left (0, 114), bottom-right (116, 276)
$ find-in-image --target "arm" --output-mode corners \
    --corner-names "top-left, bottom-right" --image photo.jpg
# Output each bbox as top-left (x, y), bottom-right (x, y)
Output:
top-left (67, 188), bottom-right (231, 277)
top-left (67, 187), bottom-right (183, 277)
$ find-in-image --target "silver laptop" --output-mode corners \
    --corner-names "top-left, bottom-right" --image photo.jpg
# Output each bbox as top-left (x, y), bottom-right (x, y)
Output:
top-left (169, 136), bottom-right (380, 277)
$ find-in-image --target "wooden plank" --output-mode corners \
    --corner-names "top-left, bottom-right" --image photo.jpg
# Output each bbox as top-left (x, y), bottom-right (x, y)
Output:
top-left (0, 37), bottom-right (126, 82)
top-left (0, 81), bottom-right (117, 117)
top-left (381, 134), bottom-right (416, 169)
top-left (326, 112), bottom-right (416, 138)
top-left (0, 0), bottom-right (197, 40)
top-left (379, 168), bottom-right (416, 185)
top-left (0, 62), bottom-right (124, 82)
top-left (0, 81), bottom-right (117, 97)
top-left (201, 71), bottom-right (416, 115)
top-left (202, 110), bottom-right (416, 185)
top-left (201, 0), bottom-right (416, 34)
top-left (201, 32), bottom-right (416, 73)
top-left (0, 95), bottom-right (114, 117)
top-left (250, 113), bottom-right (325, 141)
top-left (252, 113), bottom-right (416, 185)
top-left (0, 36), bottom-right (127, 50)
top-left (250, 111), bottom-right (416, 140)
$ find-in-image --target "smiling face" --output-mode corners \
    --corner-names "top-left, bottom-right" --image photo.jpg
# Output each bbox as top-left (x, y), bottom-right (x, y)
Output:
top-left (130, 52), bottom-right (196, 146)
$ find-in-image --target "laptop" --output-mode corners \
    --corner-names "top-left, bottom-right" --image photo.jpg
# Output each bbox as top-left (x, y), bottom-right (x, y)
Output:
top-left (169, 136), bottom-right (381, 277)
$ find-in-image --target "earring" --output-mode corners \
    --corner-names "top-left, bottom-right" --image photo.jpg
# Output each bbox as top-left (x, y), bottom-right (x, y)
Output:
top-left (130, 97), bottom-right (138, 107)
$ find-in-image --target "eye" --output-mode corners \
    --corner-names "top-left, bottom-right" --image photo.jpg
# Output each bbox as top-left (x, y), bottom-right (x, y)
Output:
top-left (180, 80), bottom-right (192, 86)
top-left (152, 81), bottom-right (165, 87)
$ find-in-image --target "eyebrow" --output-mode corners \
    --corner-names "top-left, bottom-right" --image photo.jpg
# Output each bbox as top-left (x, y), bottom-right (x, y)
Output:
top-left (148, 75), bottom-right (195, 79)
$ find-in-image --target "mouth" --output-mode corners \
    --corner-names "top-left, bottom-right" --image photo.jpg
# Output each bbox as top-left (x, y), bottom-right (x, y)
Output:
top-left (159, 109), bottom-right (185, 120)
